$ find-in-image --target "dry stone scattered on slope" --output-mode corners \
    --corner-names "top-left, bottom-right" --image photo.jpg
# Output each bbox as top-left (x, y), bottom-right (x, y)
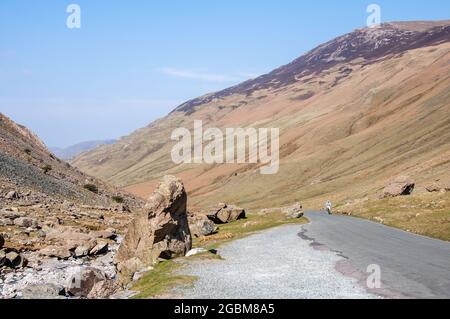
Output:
top-left (383, 175), bottom-right (415, 198)
top-left (207, 203), bottom-right (246, 224)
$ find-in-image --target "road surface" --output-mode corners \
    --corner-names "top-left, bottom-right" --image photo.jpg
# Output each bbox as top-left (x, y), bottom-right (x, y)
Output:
top-left (303, 211), bottom-right (450, 298)
top-left (174, 212), bottom-right (450, 299)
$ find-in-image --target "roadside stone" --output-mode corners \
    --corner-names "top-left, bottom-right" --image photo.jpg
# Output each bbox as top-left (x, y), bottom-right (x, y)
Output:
top-left (283, 202), bottom-right (304, 219)
top-left (188, 213), bottom-right (217, 237)
top-left (186, 248), bottom-right (208, 257)
top-left (207, 203), bottom-right (246, 224)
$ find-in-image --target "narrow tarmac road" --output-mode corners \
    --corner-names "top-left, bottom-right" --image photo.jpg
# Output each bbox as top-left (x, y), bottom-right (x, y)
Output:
top-left (303, 211), bottom-right (450, 298)
top-left (174, 212), bottom-right (450, 299)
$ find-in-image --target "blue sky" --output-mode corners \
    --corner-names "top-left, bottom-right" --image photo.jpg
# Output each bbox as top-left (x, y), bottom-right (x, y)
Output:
top-left (0, 1), bottom-right (449, 147)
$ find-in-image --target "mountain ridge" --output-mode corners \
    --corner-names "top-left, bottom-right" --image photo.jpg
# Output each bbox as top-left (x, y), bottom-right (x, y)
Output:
top-left (51, 139), bottom-right (117, 160)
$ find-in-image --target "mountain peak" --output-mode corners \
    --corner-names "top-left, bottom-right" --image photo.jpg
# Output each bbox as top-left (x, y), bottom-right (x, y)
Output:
top-left (173, 20), bottom-right (450, 115)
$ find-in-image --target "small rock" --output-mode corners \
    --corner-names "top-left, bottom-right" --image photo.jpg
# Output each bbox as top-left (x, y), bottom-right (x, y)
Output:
top-left (5, 251), bottom-right (28, 268)
top-left (37, 230), bottom-right (46, 239)
top-left (44, 217), bottom-right (63, 227)
top-left (186, 248), bottom-right (208, 257)
top-left (5, 191), bottom-right (19, 200)
top-left (74, 245), bottom-right (91, 258)
top-left (283, 202), bottom-right (304, 219)
top-left (90, 242), bottom-right (109, 256)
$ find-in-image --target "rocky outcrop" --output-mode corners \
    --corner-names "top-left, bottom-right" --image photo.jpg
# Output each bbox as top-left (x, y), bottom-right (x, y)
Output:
top-left (188, 213), bottom-right (217, 237)
top-left (383, 176), bottom-right (415, 198)
top-left (207, 204), bottom-right (246, 224)
top-left (115, 176), bottom-right (192, 282)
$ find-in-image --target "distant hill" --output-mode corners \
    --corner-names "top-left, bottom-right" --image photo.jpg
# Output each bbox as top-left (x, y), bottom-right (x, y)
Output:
top-left (51, 140), bottom-right (117, 160)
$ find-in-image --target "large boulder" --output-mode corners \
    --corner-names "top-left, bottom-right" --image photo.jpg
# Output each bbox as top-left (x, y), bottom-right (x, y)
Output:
top-left (383, 176), bottom-right (415, 198)
top-left (115, 176), bottom-right (192, 281)
top-left (207, 203), bottom-right (246, 224)
top-left (188, 213), bottom-right (218, 237)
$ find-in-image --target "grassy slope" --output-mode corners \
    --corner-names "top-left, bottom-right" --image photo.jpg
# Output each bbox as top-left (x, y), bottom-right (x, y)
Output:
top-left (73, 43), bottom-right (450, 214)
top-left (335, 191), bottom-right (450, 241)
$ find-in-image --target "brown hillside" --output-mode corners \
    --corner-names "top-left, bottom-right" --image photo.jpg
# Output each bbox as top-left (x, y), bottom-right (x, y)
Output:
top-left (72, 21), bottom-right (450, 210)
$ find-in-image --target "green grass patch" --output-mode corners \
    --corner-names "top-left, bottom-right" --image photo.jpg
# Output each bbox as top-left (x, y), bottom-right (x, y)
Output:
top-left (131, 260), bottom-right (197, 299)
top-left (336, 192), bottom-right (450, 241)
